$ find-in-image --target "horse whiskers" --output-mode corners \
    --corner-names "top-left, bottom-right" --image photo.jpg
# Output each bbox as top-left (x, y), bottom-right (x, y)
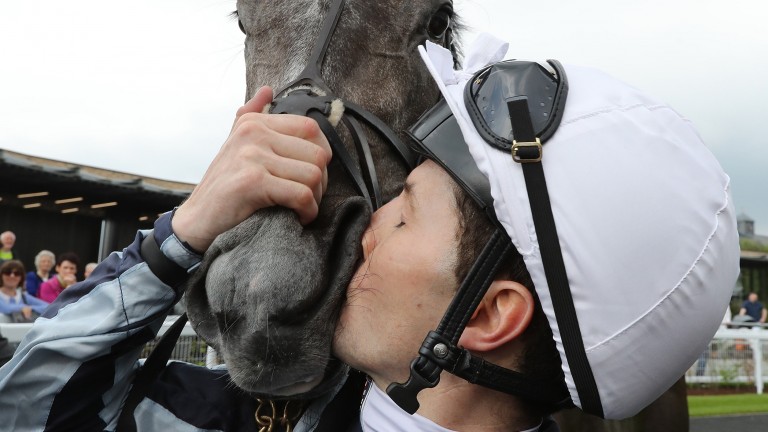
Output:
top-left (222, 314), bottom-right (243, 336)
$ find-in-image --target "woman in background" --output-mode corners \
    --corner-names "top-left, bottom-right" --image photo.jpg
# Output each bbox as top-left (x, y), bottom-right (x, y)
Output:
top-left (0, 260), bottom-right (49, 323)
top-left (25, 250), bottom-right (55, 298)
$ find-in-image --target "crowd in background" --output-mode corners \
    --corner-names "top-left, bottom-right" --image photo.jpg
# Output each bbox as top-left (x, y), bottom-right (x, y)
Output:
top-left (0, 230), bottom-right (97, 324)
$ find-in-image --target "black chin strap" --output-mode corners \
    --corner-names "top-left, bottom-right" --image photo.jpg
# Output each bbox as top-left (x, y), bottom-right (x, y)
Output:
top-left (388, 97), bottom-right (597, 416)
top-left (386, 229), bottom-right (567, 413)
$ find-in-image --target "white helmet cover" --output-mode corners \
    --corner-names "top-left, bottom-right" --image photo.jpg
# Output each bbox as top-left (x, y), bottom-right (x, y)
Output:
top-left (418, 35), bottom-right (740, 419)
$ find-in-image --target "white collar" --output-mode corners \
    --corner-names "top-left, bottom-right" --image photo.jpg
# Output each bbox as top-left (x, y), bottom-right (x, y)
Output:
top-left (360, 383), bottom-right (540, 432)
top-left (0, 288), bottom-right (22, 303)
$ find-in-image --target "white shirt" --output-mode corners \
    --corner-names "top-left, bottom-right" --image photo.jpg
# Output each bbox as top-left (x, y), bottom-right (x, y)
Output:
top-left (0, 288), bottom-right (22, 304)
top-left (360, 383), bottom-right (540, 432)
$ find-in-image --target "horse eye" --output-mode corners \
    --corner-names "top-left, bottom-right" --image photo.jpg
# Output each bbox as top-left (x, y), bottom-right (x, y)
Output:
top-left (231, 10), bottom-right (246, 35)
top-left (427, 8), bottom-right (452, 39)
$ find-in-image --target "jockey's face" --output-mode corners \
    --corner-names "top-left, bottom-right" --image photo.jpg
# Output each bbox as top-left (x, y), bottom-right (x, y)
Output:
top-left (334, 161), bottom-right (460, 390)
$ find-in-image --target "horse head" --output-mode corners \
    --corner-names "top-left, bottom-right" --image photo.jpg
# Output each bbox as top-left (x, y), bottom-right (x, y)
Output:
top-left (184, 0), bottom-right (461, 398)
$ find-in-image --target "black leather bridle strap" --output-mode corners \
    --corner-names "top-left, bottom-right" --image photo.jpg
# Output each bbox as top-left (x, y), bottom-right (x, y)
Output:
top-left (343, 100), bottom-right (419, 168)
top-left (342, 116), bottom-right (382, 209)
top-left (508, 98), bottom-right (604, 417)
top-left (300, 0), bottom-right (345, 92)
top-left (307, 110), bottom-right (373, 205)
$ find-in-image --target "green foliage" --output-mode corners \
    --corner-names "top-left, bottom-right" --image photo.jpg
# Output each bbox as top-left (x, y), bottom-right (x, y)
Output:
top-left (740, 238), bottom-right (768, 253)
top-left (716, 364), bottom-right (739, 386)
top-left (688, 394), bottom-right (768, 417)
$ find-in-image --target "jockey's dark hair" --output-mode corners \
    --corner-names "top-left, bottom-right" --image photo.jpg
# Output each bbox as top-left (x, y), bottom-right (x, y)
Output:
top-left (451, 182), bottom-right (568, 416)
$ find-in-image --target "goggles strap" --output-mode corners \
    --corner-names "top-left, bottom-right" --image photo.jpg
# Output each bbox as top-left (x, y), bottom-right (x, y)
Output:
top-left (387, 229), bottom-right (512, 414)
top-left (509, 99), bottom-right (604, 417)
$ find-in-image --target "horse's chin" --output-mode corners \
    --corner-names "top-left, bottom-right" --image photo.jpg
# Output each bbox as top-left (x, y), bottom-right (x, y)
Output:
top-left (268, 375), bottom-right (325, 397)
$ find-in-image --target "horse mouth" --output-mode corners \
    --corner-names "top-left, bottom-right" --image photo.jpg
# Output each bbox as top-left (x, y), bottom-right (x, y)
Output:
top-left (268, 374), bottom-right (326, 397)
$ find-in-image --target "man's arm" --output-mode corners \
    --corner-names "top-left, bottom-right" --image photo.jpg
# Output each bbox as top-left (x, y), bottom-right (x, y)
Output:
top-left (0, 86), bottom-right (331, 429)
top-left (0, 214), bottom-right (197, 430)
top-left (0, 300), bottom-right (26, 315)
top-left (761, 306), bottom-right (767, 323)
top-left (24, 292), bottom-right (50, 314)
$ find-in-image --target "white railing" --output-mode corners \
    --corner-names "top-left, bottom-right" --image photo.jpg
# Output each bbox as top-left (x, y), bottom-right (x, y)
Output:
top-left (686, 325), bottom-right (767, 394)
top-left (4, 317), bottom-right (766, 393)
top-left (1, 316), bottom-right (220, 368)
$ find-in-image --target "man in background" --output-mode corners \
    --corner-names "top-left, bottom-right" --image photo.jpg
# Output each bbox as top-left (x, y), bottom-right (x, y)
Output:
top-left (0, 231), bottom-right (16, 263)
top-left (83, 262), bottom-right (98, 280)
top-left (739, 292), bottom-right (767, 323)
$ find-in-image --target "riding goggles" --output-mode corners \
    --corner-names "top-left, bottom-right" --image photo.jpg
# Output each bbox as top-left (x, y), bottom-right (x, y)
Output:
top-left (407, 59), bottom-right (568, 224)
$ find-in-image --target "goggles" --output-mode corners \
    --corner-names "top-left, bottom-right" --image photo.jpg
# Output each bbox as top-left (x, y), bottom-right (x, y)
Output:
top-left (407, 59), bottom-right (567, 224)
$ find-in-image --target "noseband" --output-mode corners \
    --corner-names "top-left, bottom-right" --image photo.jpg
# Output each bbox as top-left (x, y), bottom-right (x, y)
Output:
top-left (270, 0), bottom-right (454, 210)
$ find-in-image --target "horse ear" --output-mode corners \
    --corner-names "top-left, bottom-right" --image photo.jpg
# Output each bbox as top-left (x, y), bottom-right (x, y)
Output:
top-left (458, 280), bottom-right (534, 352)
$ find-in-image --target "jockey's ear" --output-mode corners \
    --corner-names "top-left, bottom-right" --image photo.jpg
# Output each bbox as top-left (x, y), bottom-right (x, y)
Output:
top-left (458, 280), bottom-right (534, 352)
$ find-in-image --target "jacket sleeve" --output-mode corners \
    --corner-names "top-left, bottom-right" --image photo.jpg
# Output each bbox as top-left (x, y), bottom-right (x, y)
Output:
top-left (25, 294), bottom-right (50, 315)
top-left (0, 211), bottom-right (202, 431)
top-left (0, 299), bottom-right (26, 315)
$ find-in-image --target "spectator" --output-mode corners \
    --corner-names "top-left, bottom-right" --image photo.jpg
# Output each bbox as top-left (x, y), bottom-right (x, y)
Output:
top-left (0, 231), bottom-right (16, 263)
top-left (25, 250), bottom-right (56, 298)
top-left (38, 252), bottom-right (79, 303)
top-left (739, 292), bottom-right (767, 323)
top-left (83, 262), bottom-right (98, 280)
top-left (0, 260), bottom-right (49, 323)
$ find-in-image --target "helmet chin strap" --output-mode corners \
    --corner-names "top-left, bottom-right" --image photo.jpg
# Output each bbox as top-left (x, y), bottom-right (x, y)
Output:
top-left (386, 229), bottom-right (567, 414)
top-left (388, 98), bottom-right (576, 415)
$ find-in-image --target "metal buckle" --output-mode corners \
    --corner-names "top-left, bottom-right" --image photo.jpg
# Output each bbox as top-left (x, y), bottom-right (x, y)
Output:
top-left (511, 138), bottom-right (542, 163)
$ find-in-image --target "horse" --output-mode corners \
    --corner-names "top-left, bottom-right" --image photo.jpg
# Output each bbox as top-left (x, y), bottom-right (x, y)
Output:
top-left (184, 0), bottom-right (459, 399)
top-left (183, 0), bottom-right (689, 429)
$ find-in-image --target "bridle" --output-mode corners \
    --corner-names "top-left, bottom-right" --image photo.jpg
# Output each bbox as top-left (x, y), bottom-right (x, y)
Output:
top-left (270, 0), bottom-right (454, 210)
top-left (116, 3), bottom-right (456, 429)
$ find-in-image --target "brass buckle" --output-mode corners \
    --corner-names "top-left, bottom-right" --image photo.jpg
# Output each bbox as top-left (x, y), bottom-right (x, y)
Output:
top-left (511, 138), bottom-right (542, 163)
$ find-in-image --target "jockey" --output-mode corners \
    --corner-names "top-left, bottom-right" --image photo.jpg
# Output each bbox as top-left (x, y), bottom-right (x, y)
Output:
top-left (0, 34), bottom-right (738, 431)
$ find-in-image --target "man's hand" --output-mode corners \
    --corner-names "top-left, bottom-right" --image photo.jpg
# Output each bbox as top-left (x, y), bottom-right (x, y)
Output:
top-left (60, 274), bottom-right (77, 288)
top-left (172, 86), bottom-right (332, 252)
top-left (21, 306), bottom-right (32, 320)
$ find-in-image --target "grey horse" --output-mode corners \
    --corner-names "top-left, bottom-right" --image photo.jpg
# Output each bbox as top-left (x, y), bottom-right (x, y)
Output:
top-left (184, 0), bottom-right (459, 398)
top-left (183, 0), bottom-right (689, 430)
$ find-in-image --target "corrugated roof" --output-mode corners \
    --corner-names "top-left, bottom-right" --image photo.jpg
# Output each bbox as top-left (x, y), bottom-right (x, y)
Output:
top-left (0, 148), bottom-right (194, 198)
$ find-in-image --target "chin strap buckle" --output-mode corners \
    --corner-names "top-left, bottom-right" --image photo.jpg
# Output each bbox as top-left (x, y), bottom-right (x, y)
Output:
top-left (386, 331), bottom-right (460, 414)
top-left (386, 356), bottom-right (442, 415)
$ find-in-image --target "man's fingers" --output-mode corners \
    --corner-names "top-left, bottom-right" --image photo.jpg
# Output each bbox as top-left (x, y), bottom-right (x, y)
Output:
top-left (267, 134), bottom-right (332, 169)
top-left (263, 157), bottom-right (326, 205)
top-left (261, 176), bottom-right (320, 225)
top-left (257, 115), bottom-right (332, 161)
